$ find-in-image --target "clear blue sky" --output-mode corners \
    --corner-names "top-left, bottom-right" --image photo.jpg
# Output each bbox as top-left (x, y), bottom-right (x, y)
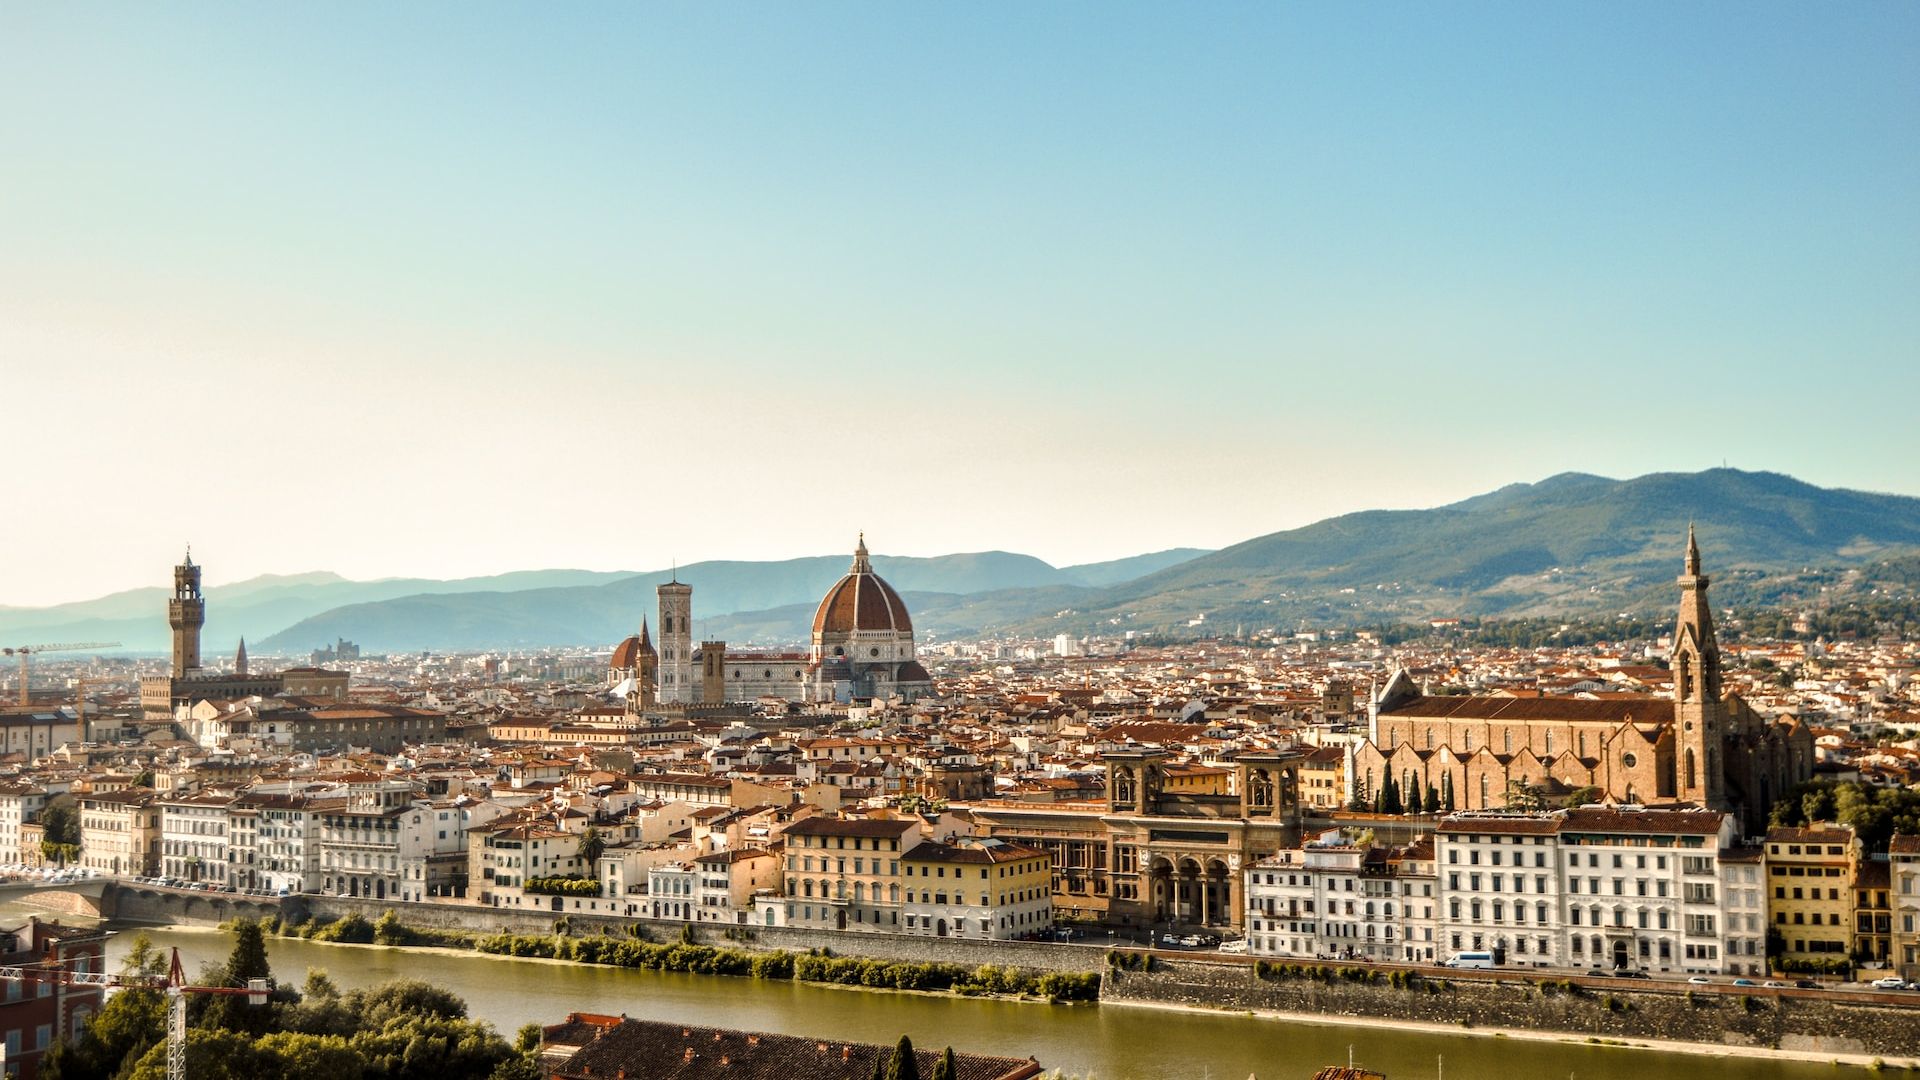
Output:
top-left (2, 3), bottom-right (1915, 605)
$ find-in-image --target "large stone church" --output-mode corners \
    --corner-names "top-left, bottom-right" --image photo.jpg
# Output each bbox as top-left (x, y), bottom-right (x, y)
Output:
top-left (1349, 529), bottom-right (1812, 832)
top-left (607, 536), bottom-right (934, 706)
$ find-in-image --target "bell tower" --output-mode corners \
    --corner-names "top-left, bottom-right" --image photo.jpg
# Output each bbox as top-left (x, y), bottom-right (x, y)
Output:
top-left (656, 573), bottom-right (693, 705)
top-left (169, 548), bottom-right (205, 678)
top-left (1671, 525), bottom-right (1725, 809)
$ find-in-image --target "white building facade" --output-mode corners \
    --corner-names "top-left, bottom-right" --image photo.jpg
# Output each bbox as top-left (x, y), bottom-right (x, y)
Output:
top-left (1246, 835), bottom-right (1437, 962)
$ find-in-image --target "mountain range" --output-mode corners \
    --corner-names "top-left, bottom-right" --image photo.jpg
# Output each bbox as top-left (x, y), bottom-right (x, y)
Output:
top-left (10, 469), bottom-right (1920, 655)
top-left (0, 549), bottom-right (1209, 656)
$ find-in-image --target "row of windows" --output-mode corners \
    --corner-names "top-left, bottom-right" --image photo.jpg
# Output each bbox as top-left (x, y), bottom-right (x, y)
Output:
top-left (795, 856), bottom-right (902, 875)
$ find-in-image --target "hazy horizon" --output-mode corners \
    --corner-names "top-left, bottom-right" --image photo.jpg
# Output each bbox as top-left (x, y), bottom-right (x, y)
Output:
top-left (4, 4), bottom-right (1915, 606)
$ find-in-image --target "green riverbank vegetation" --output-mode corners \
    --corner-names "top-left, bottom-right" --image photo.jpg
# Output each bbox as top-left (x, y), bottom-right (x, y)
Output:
top-left (238, 911), bottom-right (1101, 1003)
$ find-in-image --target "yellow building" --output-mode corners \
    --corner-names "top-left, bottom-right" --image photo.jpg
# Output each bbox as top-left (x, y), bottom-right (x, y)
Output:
top-left (780, 816), bottom-right (922, 932)
top-left (1765, 823), bottom-right (1858, 965)
top-left (1298, 746), bottom-right (1346, 810)
top-left (1853, 858), bottom-right (1892, 965)
top-left (79, 789), bottom-right (160, 876)
top-left (901, 840), bottom-right (1051, 940)
top-left (1160, 765), bottom-right (1230, 795)
top-left (470, 820), bottom-right (584, 908)
top-left (1890, 835), bottom-right (1920, 980)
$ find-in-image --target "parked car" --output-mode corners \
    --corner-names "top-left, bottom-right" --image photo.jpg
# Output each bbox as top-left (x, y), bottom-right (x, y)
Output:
top-left (1793, 979), bottom-right (1823, 990)
top-left (1687, 976), bottom-right (1713, 985)
top-left (1612, 970), bottom-right (1651, 980)
top-left (1218, 939), bottom-right (1248, 954)
top-left (1870, 976), bottom-right (1910, 990)
top-left (1732, 978), bottom-right (1758, 987)
top-left (1442, 952), bottom-right (1497, 970)
top-left (1763, 981), bottom-right (1788, 988)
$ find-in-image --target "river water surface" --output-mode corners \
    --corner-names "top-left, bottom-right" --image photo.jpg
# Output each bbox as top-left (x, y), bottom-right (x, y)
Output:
top-left (81, 922), bottom-right (1877, 1080)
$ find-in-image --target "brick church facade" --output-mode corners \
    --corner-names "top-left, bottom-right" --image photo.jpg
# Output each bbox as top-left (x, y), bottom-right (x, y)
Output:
top-left (1350, 529), bottom-right (1812, 833)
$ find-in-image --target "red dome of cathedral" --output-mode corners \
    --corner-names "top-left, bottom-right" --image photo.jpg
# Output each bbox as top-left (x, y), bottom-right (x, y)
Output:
top-left (609, 619), bottom-right (655, 669)
top-left (811, 535), bottom-right (912, 636)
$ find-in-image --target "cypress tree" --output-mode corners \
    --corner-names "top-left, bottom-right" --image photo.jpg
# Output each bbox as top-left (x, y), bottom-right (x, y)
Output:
top-left (930, 1047), bottom-right (958, 1080)
top-left (886, 1035), bottom-right (920, 1080)
top-left (203, 920), bottom-right (273, 1035)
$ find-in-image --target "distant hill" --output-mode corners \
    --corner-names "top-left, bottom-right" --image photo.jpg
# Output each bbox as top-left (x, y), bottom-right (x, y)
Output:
top-left (4, 547), bottom-right (1208, 657)
top-left (16, 468), bottom-right (1919, 654)
top-left (1059, 549), bottom-right (1211, 587)
top-left (0, 568), bottom-right (639, 655)
top-left (253, 550), bottom-right (1201, 654)
top-left (1035, 468), bottom-right (1920, 637)
top-left (708, 469), bottom-right (1920, 643)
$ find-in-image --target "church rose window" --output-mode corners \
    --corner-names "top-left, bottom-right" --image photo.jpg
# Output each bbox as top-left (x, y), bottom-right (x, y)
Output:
top-left (1622, 753), bottom-right (1637, 768)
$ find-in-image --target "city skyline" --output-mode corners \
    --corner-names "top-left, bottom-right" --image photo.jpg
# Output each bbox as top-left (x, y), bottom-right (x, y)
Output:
top-left (3, 4), bottom-right (1916, 606)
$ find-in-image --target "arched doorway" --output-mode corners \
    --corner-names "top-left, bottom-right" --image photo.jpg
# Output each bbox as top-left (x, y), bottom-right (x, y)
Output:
top-left (936, 919), bottom-right (948, 937)
top-left (1176, 858), bottom-right (1203, 925)
top-left (835, 908), bottom-right (847, 931)
top-left (1612, 940), bottom-right (1629, 970)
top-left (1203, 859), bottom-right (1231, 927)
top-left (1148, 857), bottom-right (1175, 922)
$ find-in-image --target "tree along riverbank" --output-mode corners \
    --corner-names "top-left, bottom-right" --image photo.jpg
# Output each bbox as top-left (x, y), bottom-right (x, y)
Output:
top-left (234, 911), bottom-right (1102, 1003)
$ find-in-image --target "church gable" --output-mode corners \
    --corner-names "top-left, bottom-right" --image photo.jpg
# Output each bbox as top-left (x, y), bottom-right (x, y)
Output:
top-left (1375, 667), bottom-right (1422, 713)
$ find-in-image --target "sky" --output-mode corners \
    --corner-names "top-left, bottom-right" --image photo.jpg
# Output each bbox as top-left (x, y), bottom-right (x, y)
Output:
top-left (2, 3), bottom-right (1916, 607)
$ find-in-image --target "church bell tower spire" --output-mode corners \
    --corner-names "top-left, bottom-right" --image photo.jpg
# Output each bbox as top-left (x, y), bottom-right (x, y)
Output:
top-left (1672, 525), bottom-right (1725, 809)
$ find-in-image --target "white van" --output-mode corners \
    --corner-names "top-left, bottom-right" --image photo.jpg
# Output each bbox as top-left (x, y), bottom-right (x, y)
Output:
top-left (1442, 951), bottom-right (1496, 969)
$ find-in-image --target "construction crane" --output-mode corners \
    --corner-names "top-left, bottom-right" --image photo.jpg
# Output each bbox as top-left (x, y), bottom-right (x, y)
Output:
top-left (1, 642), bottom-right (122, 707)
top-left (0, 946), bottom-right (267, 1080)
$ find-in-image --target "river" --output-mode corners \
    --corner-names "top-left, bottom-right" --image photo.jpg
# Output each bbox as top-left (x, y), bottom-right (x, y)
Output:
top-left (61, 920), bottom-right (1864, 1080)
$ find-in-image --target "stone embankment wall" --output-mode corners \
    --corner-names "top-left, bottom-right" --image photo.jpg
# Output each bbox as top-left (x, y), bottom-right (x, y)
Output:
top-left (105, 884), bottom-right (281, 926)
top-left (1102, 958), bottom-right (1920, 1061)
top-left (107, 886), bottom-right (1101, 972)
top-left (293, 894), bottom-right (1105, 973)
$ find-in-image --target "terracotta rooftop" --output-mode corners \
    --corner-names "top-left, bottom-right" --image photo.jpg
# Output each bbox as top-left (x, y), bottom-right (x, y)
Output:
top-left (552, 1018), bottom-right (1041, 1080)
top-left (1382, 695), bottom-right (1674, 725)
